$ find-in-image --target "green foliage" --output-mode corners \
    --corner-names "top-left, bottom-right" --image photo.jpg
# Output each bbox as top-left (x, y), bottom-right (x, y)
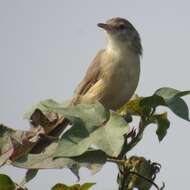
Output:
top-left (54, 112), bottom-right (129, 158)
top-left (0, 87), bottom-right (189, 190)
top-left (141, 87), bottom-right (190, 121)
top-left (51, 183), bottom-right (95, 190)
top-left (154, 113), bottom-right (170, 142)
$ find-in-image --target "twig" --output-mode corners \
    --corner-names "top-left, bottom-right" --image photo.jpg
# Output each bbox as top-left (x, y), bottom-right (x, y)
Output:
top-left (120, 170), bottom-right (127, 190)
top-left (107, 157), bottom-right (125, 165)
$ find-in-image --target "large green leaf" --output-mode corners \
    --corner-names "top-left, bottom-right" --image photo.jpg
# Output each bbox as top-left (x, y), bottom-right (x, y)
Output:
top-left (25, 99), bottom-right (109, 135)
top-left (40, 100), bottom-right (109, 133)
top-left (2, 101), bottom-right (129, 180)
top-left (32, 101), bottom-right (129, 157)
top-left (53, 112), bottom-right (130, 158)
top-left (12, 143), bottom-right (107, 177)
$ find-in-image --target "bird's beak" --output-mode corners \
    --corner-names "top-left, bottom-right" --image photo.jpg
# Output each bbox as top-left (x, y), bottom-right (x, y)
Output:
top-left (97, 23), bottom-right (113, 31)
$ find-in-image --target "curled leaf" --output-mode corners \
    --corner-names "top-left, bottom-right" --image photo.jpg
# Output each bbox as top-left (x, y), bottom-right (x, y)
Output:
top-left (154, 113), bottom-right (170, 141)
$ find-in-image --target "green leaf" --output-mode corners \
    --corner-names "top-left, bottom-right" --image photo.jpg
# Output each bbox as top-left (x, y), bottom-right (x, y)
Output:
top-left (20, 169), bottom-right (38, 186)
top-left (44, 101), bottom-right (109, 133)
top-left (11, 101), bottom-right (129, 175)
top-left (80, 183), bottom-right (95, 190)
top-left (154, 113), bottom-right (170, 141)
top-left (140, 87), bottom-right (190, 121)
top-left (25, 99), bottom-right (109, 132)
top-left (51, 183), bottom-right (95, 190)
top-left (117, 96), bottom-right (150, 118)
top-left (31, 101), bottom-right (129, 158)
top-left (117, 96), bottom-right (144, 116)
top-left (166, 98), bottom-right (190, 121)
top-left (155, 87), bottom-right (190, 121)
top-left (12, 101), bottom-right (121, 177)
top-left (155, 87), bottom-right (190, 99)
top-left (12, 145), bottom-right (107, 177)
top-left (26, 100), bottom-right (109, 136)
top-left (68, 149), bottom-right (108, 178)
top-left (140, 95), bottom-right (166, 109)
top-left (0, 174), bottom-right (15, 190)
top-left (23, 99), bottom-right (66, 119)
top-left (54, 112), bottom-right (130, 158)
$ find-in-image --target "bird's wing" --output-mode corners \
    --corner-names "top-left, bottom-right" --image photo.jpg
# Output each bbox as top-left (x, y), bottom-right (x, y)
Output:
top-left (74, 49), bottom-right (105, 96)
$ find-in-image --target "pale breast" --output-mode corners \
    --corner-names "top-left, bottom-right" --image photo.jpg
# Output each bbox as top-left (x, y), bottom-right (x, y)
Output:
top-left (83, 48), bottom-right (140, 110)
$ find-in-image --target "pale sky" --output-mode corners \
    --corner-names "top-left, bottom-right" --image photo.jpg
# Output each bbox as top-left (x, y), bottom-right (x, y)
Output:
top-left (0, 0), bottom-right (190, 189)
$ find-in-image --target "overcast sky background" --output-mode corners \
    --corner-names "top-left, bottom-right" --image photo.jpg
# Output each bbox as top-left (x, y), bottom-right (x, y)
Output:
top-left (0, 0), bottom-right (190, 189)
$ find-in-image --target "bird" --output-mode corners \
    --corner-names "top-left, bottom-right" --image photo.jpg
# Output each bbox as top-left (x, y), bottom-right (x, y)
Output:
top-left (49, 17), bottom-right (142, 136)
top-left (71, 17), bottom-right (142, 111)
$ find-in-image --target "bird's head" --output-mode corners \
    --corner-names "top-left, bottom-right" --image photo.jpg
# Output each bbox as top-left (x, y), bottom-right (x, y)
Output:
top-left (98, 17), bottom-right (142, 55)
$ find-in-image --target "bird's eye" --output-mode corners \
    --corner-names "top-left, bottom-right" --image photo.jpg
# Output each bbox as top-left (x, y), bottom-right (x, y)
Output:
top-left (119, 24), bottom-right (125, 30)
